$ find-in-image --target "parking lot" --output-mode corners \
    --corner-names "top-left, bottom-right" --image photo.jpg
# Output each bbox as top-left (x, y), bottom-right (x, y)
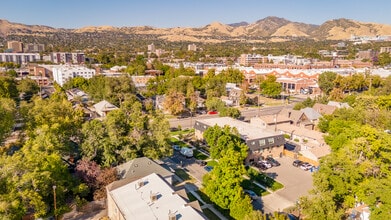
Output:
top-left (164, 150), bottom-right (314, 214)
top-left (259, 156), bottom-right (314, 212)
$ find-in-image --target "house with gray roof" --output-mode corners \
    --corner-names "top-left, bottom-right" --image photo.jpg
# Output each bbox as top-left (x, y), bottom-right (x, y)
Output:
top-left (194, 117), bottom-right (285, 163)
top-left (301, 107), bottom-right (322, 122)
top-left (313, 103), bottom-right (337, 115)
top-left (328, 101), bottom-right (350, 109)
top-left (116, 157), bottom-right (174, 185)
top-left (92, 100), bottom-right (118, 117)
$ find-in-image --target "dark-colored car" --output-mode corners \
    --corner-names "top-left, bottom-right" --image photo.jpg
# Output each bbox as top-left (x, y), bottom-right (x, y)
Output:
top-left (255, 162), bottom-right (268, 171)
top-left (266, 157), bottom-right (281, 167)
top-left (292, 160), bottom-right (303, 167)
top-left (204, 166), bottom-right (213, 172)
top-left (195, 160), bottom-right (207, 166)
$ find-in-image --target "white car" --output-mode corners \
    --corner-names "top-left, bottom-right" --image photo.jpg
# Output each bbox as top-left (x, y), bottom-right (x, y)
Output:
top-left (258, 160), bottom-right (272, 169)
top-left (300, 162), bottom-right (313, 171)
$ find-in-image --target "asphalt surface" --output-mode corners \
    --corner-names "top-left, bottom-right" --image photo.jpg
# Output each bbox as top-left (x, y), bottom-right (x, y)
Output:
top-left (254, 156), bottom-right (314, 213)
top-left (168, 105), bottom-right (287, 129)
top-left (164, 151), bottom-right (313, 214)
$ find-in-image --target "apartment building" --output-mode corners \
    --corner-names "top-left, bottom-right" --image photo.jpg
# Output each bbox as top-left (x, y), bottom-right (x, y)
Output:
top-left (52, 65), bottom-right (95, 86)
top-left (7, 41), bottom-right (23, 53)
top-left (239, 54), bottom-right (265, 66)
top-left (24, 43), bottom-right (45, 53)
top-left (0, 53), bottom-right (40, 64)
top-left (50, 52), bottom-right (85, 64)
top-left (194, 117), bottom-right (285, 163)
top-left (380, 47), bottom-right (391, 54)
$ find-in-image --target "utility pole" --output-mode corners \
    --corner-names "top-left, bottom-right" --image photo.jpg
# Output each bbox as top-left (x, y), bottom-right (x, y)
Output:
top-left (53, 185), bottom-right (57, 220)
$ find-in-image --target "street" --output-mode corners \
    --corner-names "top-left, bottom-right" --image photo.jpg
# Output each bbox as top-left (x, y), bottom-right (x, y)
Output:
top-left (168, 105), bottom-right (287, 129)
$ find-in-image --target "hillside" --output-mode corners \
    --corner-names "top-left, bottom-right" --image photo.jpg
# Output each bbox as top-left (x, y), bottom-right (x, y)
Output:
top-left (1, 17), bottom-right (391, 42)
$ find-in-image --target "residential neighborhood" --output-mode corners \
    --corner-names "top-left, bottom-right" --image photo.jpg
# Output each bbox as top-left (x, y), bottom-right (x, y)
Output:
top-left (2, 2), bottom-right (391, 220)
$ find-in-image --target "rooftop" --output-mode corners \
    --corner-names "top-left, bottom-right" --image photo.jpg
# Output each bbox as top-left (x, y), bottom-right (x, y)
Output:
top-left (116, 157), bottom-right (173, 180)
top-left (196, 117), bottom-right (280, 140)
top-left (108, 173), bottom-right (204, 220)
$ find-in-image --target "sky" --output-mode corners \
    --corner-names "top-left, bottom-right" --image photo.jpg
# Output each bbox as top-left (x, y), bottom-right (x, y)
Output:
top-left (2, 0), bottom-right (391, 29)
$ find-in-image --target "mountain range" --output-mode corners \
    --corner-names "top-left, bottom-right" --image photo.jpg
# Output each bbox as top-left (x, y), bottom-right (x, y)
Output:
top-left (1, 16), bottom-right (391, 42)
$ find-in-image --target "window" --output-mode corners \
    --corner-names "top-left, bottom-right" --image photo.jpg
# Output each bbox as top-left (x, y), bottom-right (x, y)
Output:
top-left (268, 138), bottom-right (275, 144)
top-left (259, 139), bottom-right (266, 146)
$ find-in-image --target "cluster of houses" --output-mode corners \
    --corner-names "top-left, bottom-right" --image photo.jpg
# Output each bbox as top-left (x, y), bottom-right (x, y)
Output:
top-left (194, 101), bottom-right (350, 166)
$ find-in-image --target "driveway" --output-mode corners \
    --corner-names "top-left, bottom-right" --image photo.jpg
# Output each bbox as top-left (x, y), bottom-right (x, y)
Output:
top-left (258, 156), bottom-right (314, 213)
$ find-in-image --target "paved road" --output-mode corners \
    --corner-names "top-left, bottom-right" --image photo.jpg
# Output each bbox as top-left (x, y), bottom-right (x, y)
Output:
top-left (168, 105), bottom-right (287, 129)
top-left (240, 105), bottom-right (286, 120)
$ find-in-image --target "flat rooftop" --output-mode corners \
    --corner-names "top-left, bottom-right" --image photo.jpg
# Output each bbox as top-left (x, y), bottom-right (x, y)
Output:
top-left (196, 117), bottom-right (280, 140)
top-left (109, 173), bottom-right (204, 220)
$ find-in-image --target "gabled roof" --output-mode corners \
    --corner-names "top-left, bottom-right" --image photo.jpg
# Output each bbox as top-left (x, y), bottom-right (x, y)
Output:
top-left (116, 157), bottom-right (173, 180)
top-left (257, 114), bottom-right (291, 125)
top-left (93, 100), bottom-right (118, 112)
top-left (313, 103), bottom-right (337, 115)
top-left (327, 101), bottom-right (350, 109)
top-left (301, 107), bottom-right (322, 121)
top-left (279, 108), bottom-right (305, 123)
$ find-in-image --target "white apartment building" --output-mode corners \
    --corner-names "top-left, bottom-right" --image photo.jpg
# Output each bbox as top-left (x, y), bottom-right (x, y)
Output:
top-left (0, 53), bottom-right (41, 64)
top-left (52, 65), bottom-right (96, 86)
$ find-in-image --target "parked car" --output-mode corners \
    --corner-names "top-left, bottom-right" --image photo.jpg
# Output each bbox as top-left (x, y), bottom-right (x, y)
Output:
top-left (292, 160), bottom-right (303, 167)
top-left (266, 157), bottom-right (281, 167)
top-left (244, 189), bottom-right (258, 200)
top-left (204, 166), bottom-right (213, 172)
top-left (172, 145), bottom-right (181, 151)
top-left (195, 159), bottom-right (207, 166)
top-left (258, 160), bottom-right (272, 169)
top-left (180, 147), bottom-right (193, 158)
top-left (207, 110), bottom-right (218, 115)
top-left (254, 162), bottom-right (268, 170)
top-left (300, 162), bottom-right (313, 171)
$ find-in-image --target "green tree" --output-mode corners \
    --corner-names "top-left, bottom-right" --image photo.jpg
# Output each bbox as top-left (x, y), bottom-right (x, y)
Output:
top-left (0, 76), bottom-right (18, 99)
top-left (163, 89), bottom-right (185, 115)
top-left (318, 71), bottom-right (337, 95)
top-left (17, 78), bottom-right (39, 101)
top-left (0, 98), bottom-right (16, 143)
top-left (378, 52), bottom-right (391, 66)
top-left (260, 75), bottom-right (282, 98)
top-left (205, 97), bottom-right (225, 112)
top-left (80, 119), bottom-right (108, 163)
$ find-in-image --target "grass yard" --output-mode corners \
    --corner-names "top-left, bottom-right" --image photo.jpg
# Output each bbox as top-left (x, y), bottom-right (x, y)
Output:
top-left (247, 167), bottom-right (284, 191)
top-left (206, 160), bottom-right (218, 167)
top-left (202, 208), bottom-right (220, 220)
top-left (241, 179), bottom-right (268, 196)
top-left (174, 169), bottom-right (194, 182)
top-left (193, 149), bottom-right (208, 160)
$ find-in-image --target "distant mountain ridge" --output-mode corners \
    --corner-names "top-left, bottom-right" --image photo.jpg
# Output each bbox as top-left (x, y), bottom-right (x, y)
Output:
top-left (1, 16), bottom-right (391, 42)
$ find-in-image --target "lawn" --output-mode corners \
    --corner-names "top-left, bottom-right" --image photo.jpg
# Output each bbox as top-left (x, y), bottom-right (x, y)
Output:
top-left (170, 128), bottom-right (194, 136)
top-left (207, 160), bottom-right (218, 167)
top-left (241, 179), bottom-right (268, 196)
top-left (174, 169), bottom-right (194, 182)
top-left (247, 167), bottom-right (284, 191)
top-left (193, 149), bottom-right (208, 160)
top-left (202, 208), bottom-right (220, 220)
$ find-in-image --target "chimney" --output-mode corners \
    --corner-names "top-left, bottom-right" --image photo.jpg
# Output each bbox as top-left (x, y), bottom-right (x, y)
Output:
top-left (150, 191), bottom-right (158, 202)
top-left (288, 111), bottom-right (291, 118)
top-left (168, 210), bottom-right (176, 220)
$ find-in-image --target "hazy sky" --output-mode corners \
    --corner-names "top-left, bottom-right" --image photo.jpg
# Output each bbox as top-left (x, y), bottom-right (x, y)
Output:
top-left (2, 0), bottom-right (391, 28)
